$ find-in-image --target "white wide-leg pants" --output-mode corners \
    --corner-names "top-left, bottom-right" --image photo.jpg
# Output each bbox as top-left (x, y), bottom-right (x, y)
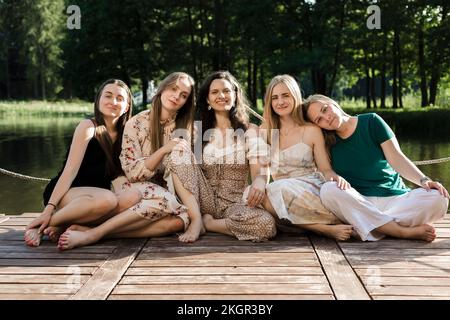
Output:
top-left (320, 182), bottom-right (449, 241)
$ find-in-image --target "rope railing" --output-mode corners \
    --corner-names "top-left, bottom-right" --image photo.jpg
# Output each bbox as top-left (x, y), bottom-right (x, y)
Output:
top-left (1, 157), bottom-right (449, 182)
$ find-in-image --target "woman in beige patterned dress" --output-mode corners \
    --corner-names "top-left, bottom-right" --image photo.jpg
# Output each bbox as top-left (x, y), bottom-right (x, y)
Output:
top-left (261, 75), bottom-right (353, 241)
top-left (58, 72), bottom-right (205, 249)
top-left (168, 71), bottom-right (276, 241)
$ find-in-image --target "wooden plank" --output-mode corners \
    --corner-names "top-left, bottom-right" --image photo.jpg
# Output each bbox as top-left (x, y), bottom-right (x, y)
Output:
top-left (142, 245), bottom-right (314, 253)
top-left (0, 259), bottom-right (103, 267)
top-left (0, 283), bottom-right (81, 294)
top-left (360, 276), bottom-right (450, 286)
top-left (310, 235), bottom-right (370, 300)
top-left (0, 294), bottom-right (69, 300)
top-left (137, 252), bottom-right (317, 260)
top-left (120, 275), bottom-right (328, 285)
top-left (342, 248), bottom-right (450, 256)
top-left (70, 238), bottom-right (146, 300)
top-left (132, 258), bottom-right (320, 267)
top-left (0, 245), bottom-right (116, 254)
top-left (355, 267), bottom-right (450, 277)
top-left (0, 274), bottom-right (90, 283)
top-left (347, 255), bottom-right (450, 263)
top-left (341, 238), bottom-right (450, 249)
top-left (349, 261), bottom-right (450, 269)
top-left (126, 266), bottom-right (324, 276)
top-left (108, 294), bottom-right (335, 300)
top-left (366, 285), bottom-right (450, 297)
top-left (0, 252), bottom-right (110, 259)
top-left (0, 266), bottom-right (95, 275)
top-left (112, 283), bottom-right (333, 295)
top-left (374, 295), bottom-right (450, 300)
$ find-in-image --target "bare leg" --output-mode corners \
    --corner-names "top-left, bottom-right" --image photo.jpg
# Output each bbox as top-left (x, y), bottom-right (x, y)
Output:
top-left (262, 195), bottom-right (278, 218)
top-left (202, 214), bottom-right (234, 237)
top-left (376, 221), bottom-right (436, 242)
top-left (57, 208), bottom-right (145, 250)
top-left (171, 173), bottom-right (204, 243)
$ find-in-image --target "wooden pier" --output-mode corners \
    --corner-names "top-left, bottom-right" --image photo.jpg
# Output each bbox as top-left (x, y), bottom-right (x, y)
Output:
top-left (1, 212), bottom-right (450, 300)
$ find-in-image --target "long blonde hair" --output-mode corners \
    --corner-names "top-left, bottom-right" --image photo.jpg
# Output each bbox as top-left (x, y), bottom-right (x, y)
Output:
top-left (149, 72), bottom-right (196, 154)
top-left (262, 74), bottom-right (305, 144)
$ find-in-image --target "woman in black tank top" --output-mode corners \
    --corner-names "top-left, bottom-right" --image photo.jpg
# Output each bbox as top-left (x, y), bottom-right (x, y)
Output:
top-left (24, 79), bottom-right (139, 247)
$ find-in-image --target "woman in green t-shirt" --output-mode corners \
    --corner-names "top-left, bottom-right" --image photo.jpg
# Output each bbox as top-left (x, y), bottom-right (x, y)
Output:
top-left (303, 94), bottom-right (448, 242)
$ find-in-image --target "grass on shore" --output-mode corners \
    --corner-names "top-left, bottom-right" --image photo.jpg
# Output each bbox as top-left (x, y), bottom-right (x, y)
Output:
top-left (0, 100), bottom-right (92, 117)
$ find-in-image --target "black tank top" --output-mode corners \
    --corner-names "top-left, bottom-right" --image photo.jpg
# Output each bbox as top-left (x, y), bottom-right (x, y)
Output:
top-left (43, 119), bottom-right (112, 205)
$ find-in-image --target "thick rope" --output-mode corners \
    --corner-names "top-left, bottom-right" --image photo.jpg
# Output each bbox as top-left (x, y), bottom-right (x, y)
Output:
top-left (0, 168), bottom-right (50, 182)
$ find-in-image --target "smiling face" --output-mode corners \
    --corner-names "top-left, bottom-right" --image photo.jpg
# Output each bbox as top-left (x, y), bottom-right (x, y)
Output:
top-left (207, 78), bottom-right (236, 112)
top-left (160, 76), bottom-right (192, 114)
top-left (306, 101), bottom-right (342, 130)
top-left (270, 82), bottom-right (295, 118)
top-left (98, 83), bottom-right (129, 119)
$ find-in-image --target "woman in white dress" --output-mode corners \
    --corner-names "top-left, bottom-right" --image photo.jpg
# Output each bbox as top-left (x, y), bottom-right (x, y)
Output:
top-left (261, 75), bottom-right (353, 241)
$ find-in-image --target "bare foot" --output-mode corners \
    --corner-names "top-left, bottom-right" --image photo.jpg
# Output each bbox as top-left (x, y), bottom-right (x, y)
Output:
top-left (401, 224), bottom-right (436, 242)
top-left (57, 230), bottom-right (99, 251)
top-left (24, 228), bottom-right (42, 247)
top-left (178, 217), bottom-right (205, 243)
top-left (67, 224), bottom-right (92, 232)
top-left (316, 224), bottom-right (354, 241)
top-left (43, 226), bottom-right (65, 242)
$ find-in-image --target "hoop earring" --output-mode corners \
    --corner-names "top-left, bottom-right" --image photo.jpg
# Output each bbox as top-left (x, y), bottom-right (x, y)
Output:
top-left (208, 105), bottom-right (212, 110)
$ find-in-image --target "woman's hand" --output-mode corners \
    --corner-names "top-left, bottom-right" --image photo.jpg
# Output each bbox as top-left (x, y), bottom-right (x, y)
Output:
top-left (25, 207), bottom-right (53, 233)
top-left (163, 138), bottom-right (190, 154)
top-left (422, 179), bottom-right (449, 198)
top-left (329, 174), bottom-right (351, 190)
top-left (246, 176), bottom-right (267, 208)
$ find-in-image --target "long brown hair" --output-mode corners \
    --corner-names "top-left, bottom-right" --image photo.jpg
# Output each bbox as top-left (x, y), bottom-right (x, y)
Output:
top-left (197, 71), bottom-right (250, 148)
top-left (149, 72), bottom-right (196, 154)
top-left (93, 79), bottom-right (133, 179)
top-left (302, 94), bottom-right (349, 153)
top-left (262, 74), bottom-right (305, 145)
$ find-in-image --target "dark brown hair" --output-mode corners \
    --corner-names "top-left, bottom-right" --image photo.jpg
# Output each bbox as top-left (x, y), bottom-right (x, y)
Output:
top-left (94, 79), bottom-right (133, 179)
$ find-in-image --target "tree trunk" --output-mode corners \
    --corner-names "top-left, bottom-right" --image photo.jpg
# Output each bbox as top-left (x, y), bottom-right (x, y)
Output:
top-left (213, 0), bottom-right (223, 70)
top-left (5, 46), bottom-right (11, 99)
top-left (364, 50), bottom-right (371, 109)
top-left (327, 1), bottom-right (346, 96)
top-left (247, 55), bottom-right (252, 102)
top-left (429, 69), bottom-right (439, 105)
top-left (370, 66), bottom-right (377, 109)
top-left (380, 30), bottom-right (387, 108)
top-left (186, 0), bottom-right (198, 80)
top-left (396, 28), bottom-right (403, 108)
top-left (252, 50), bottom-right (257, 107)
top-left (418, 17), bottom-right (428, 107)
top-left (392, 28), bottom-right (398, 109)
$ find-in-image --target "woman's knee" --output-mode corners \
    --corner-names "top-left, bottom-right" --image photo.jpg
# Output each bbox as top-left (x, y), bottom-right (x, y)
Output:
top-left (118, 188), bottom-right (142, 209)
top-left (427, 190), bottom-right (449, 220)
top-left (93, 191), bottom-right (118, 213)
top-left (320, 181), bottom-right (342, 201)
top-left (256, 213), bottom-right (277, 239)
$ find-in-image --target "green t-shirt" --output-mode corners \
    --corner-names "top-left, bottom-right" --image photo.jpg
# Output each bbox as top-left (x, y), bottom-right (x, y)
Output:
top-left (331, 113), bottom-right (409, 197)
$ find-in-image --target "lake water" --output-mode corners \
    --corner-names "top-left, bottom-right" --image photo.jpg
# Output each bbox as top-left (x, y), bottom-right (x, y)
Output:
top-left (0, 116), bottom-right (449, 215)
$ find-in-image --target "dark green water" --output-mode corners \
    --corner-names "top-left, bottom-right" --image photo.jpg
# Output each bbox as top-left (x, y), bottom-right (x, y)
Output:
top-left (0, 116), bottom-right (449, 215)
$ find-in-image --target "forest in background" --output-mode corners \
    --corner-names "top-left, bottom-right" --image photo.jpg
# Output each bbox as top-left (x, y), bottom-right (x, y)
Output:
top-left (0, 0), bottom-right (449, 109)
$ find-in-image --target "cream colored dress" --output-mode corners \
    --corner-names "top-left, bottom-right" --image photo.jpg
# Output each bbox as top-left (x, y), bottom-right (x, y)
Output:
top-left (266, 142), bottom-right (341, 225)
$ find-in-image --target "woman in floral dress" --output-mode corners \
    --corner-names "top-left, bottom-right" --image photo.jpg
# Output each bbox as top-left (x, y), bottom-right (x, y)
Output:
top-left (168, 71), bottom-right (277, 241)
top-left (58, 72), bottom-right (204, 250)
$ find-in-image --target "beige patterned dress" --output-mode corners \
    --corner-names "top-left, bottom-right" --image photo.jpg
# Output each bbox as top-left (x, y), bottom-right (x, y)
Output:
top-left (112, 110), bottom-right (189, 228)
top-left (168, 129), bottom-right (277, 241)
top-left (266, 142), bottom-right (341, 225)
